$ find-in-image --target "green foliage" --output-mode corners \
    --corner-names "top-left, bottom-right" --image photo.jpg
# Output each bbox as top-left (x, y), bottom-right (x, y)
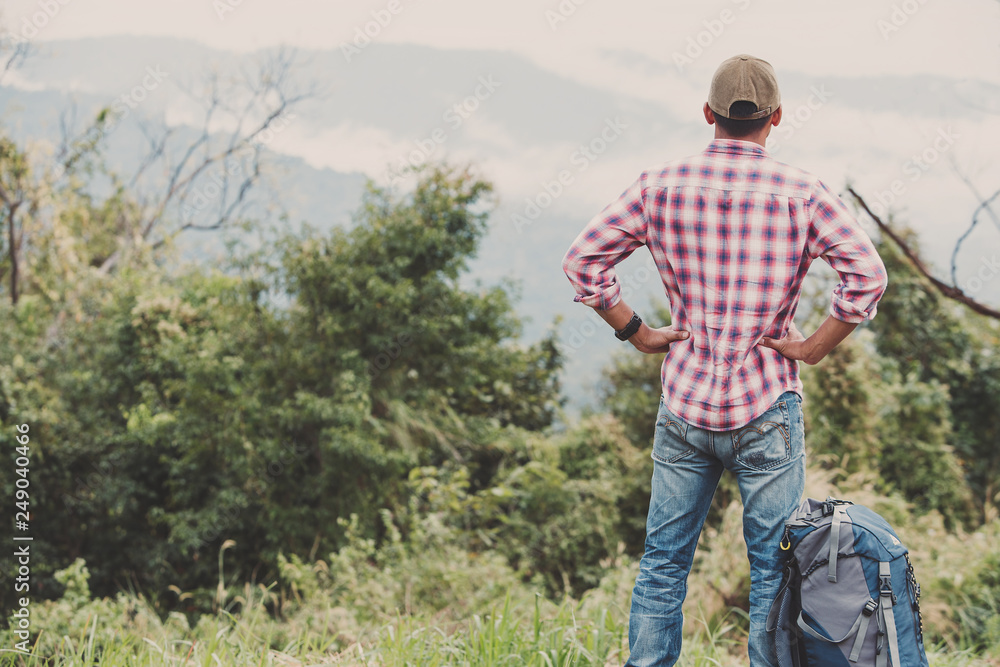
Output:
top-left (386, 424), bottom-right (647, 601)
top-left (281, 167), bottom-right (561, 433)
top-left (0, 164), bottom-right (563, 613)
top-left (52, 559), bottom-right (91, 608)
top-left (800, 332), bottom-right (882, 473)
top-left (955, 549), bottom-right (1000, 655)
top-left (16, 558), bottom-right (167, 660)
top-left (865, 224), bottom-right (1000, 518)
top-left (874, 374), bottom-right (972, 519)
top-left (8, 506), bottom-right (997, 664)
top-left (892, 510), bottom-right (1000, 656)
top-left (948, 351), bottom-right (1000, 510)
top-left (467, 417), bottom-right (644, 598)
top-left (802, 333), bottom-right (974, 524)
top-left (599, 344), bottom-right (663, 450)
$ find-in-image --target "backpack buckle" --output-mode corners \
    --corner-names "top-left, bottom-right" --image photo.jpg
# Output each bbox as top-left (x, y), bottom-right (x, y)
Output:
top-left (863, 598), bottom-right (878, 617)
top-left (879, 575), bottom-right (897, 604)
top-left (820, 497), bottom-right (851, 516)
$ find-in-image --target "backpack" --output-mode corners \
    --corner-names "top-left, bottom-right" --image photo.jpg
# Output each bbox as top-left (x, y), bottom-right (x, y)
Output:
top-left (767, 497), bottom-right (929, 667)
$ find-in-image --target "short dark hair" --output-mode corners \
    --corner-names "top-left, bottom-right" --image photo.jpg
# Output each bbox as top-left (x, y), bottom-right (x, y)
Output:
top-left (714, 101), bottom-right (773, 137)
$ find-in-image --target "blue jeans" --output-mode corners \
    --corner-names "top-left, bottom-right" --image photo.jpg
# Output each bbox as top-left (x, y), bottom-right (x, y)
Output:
top-left (626, 392), bottom-right (805, 667)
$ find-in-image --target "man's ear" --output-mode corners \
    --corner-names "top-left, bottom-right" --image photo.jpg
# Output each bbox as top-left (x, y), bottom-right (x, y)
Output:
top-left (704, 102), bottom-right (716, 125)
top-left (771, 105), bottom-right (782, 127)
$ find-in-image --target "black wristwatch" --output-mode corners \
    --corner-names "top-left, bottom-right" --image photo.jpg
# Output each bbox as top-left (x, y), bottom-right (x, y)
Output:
top-left (615, 313), bottom-right (643, 341)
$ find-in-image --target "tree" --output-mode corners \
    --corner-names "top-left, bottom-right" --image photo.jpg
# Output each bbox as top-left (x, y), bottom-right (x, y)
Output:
top-left (0, 45), bottom-right (313, 306)
top-left (0, 164), bottom-right (564, 612)
top-left (0, 136), bottom-right (35, 304)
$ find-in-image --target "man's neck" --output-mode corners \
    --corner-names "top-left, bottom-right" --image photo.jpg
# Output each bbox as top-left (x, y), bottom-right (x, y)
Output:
top-left (714, 129), bottom-right (768, 148)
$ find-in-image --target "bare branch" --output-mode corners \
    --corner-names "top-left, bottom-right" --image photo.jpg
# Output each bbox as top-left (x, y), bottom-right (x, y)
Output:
top-left (950, 159), bottom-right (1000, 234)
top-left (950, 188), bottom-right (1000, 287)
top-left (137, 48), bottom-right (310, 241)
top-left (92, 47), bottom-right (314, 274)
top-left (0, 38), bottom-right (28, 86)
top-left (194, 148), bottom-right (261, 232)
top-left (57, 101), bottom-right (80, 160)
top-left (128, 121), bottom-right (173, 191)
top-left (847, 187), bottom-right (1000, 321)
top-left (56, 105), bottom-right (118, 179)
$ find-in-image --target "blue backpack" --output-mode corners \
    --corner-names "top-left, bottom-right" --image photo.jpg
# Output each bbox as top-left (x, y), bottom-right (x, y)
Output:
top-left (767, 498), bottom-right (929, 667)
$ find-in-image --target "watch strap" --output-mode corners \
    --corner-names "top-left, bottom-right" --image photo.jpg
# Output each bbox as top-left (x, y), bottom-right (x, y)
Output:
top-left (615, 313), bottom-right (642, 341)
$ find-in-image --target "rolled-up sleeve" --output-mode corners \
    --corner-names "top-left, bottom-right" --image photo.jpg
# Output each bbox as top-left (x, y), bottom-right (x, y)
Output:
top-left (561, 175), bottom-right (648, 310)
top-left (807, 182), bottom-right (888, 323)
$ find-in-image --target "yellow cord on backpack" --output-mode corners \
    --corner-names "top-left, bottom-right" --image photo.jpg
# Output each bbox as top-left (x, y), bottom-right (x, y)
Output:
top-left (780, 526), bottom-right (792, 551)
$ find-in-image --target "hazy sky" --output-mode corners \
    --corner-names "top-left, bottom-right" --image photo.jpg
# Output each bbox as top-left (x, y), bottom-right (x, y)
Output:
top-left (4, 0), bottom-right (998, 223)
top-left (4, 0), bottom-right (998, 257)
top-left (3, 0), bottom-right (998, 91)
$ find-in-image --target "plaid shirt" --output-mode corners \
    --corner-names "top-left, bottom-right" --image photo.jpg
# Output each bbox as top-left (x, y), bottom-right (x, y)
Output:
top-left (562, 139), bottom-right (887, 431)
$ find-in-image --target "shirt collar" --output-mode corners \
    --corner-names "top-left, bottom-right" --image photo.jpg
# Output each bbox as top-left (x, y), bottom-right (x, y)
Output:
top-left (705, 138), bottom-right (768, 158)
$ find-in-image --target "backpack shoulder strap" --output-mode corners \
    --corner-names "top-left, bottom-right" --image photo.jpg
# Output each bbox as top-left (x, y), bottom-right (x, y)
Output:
top-left (877, 561), bottom-right (902, 667)
top-left (828, 506), bottom-right (846, 583)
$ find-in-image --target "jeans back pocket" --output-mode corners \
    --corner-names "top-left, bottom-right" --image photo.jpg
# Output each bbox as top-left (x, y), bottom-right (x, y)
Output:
top-left (731, 398), bottom-right (791, 471)
top-left (651, 399), bottom-right (694, 464)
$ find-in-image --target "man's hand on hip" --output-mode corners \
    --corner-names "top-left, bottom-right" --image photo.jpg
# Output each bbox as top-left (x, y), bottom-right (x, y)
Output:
top-left (593, 299), bottom-right (690, 355)
top-left (631, 324), bottom-right (690, 355)
top-left (759, 317), bottom-right (858, 365)
top-left (758, 322), bottom-right (809, 362)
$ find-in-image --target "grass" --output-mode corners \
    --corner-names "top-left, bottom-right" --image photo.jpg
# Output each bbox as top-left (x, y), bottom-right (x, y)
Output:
top-left (0, 591), bottom-right (996, 666)
top-left (2, 496), bottom-right (998, 666)
top-left (0, 593), bottom-right (622, 666)
top-left (1, 591), bottom-right (998, 666)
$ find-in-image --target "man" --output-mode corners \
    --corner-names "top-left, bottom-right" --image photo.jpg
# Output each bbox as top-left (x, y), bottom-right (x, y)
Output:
top-left (561, 55), bottom-right (888, 667)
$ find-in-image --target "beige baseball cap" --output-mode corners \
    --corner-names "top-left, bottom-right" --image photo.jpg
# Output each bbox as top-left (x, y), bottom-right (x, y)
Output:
top-left (708, 55), bottom-right (780, 120)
